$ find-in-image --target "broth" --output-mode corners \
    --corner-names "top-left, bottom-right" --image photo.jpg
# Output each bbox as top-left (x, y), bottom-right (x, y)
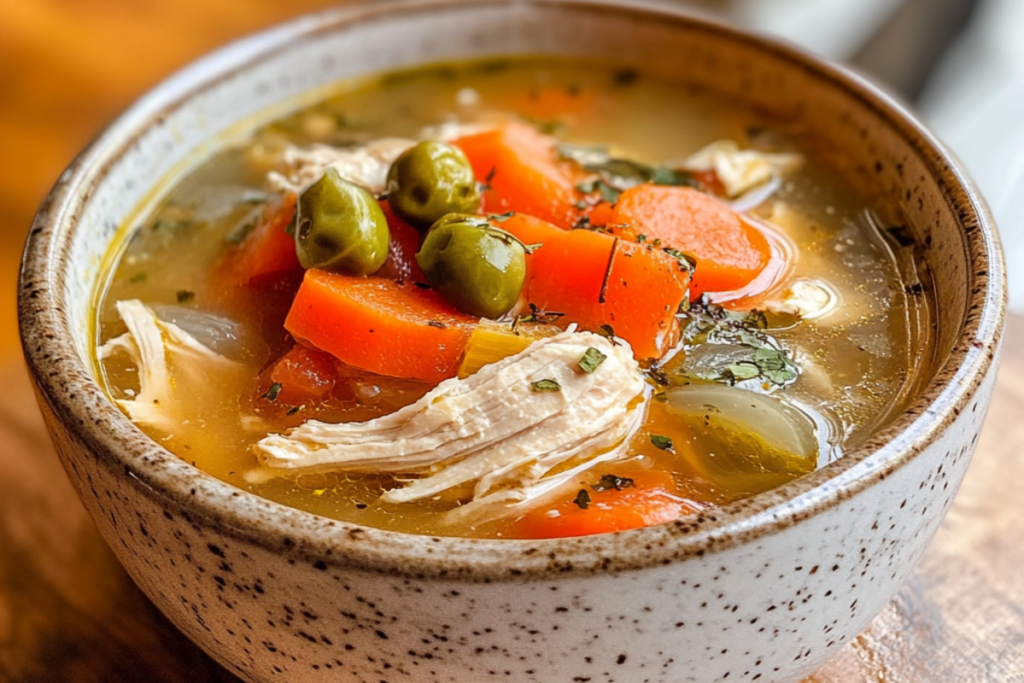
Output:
top-left (95, 58), bottom-right (931, 538)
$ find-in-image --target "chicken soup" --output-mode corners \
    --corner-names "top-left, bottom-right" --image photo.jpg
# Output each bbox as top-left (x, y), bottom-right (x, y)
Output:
top-left (95, 58), bottom-right (932, 539)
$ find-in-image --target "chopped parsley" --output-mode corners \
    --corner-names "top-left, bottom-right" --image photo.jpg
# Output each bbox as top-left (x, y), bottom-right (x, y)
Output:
top-left (650, 434), bottom-right (674, 452)
top-left (262, 382), bottom-right (282, 402)
top-left (530, 378), bottom-right (562, 393)
top-left (578, 347), bottom-right (607, 374)
top-left (573, 489), bottom-right (592, 509)
top-left (176, 290), bottom-right (195, 303)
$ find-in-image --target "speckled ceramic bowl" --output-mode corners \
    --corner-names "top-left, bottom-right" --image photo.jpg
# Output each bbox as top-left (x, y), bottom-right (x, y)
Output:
top-left (19, 2), bottom-right (1005, 682)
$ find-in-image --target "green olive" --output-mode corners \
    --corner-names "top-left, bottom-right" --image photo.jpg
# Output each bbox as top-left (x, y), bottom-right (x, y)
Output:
top-left (416, 219), bottom-right (526, 319)
top-left (295, 168), bottom-right (389, 275)
top-left (386, 141), bottom-right (481, 228)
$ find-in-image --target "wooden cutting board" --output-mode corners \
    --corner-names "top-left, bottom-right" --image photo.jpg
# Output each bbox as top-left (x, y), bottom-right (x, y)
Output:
top-left (1, 2), bottom-right (1022, 679)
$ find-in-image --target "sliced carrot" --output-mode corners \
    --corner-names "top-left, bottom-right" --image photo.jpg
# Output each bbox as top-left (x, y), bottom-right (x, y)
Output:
top-left (511, 469), bottom-right (696, 539)
top-left (376, 200), bottom-right (426, 283)
top-left (499, 214), bottom-right (689, 359)
top-left (589, 185), bottom-right (771, 298)
top-left (284, 270), bottom-right (477, 383)
top-left (223, 193), bottom-right (300, 287)
top-left (455, 122), bottom-right (584, 229)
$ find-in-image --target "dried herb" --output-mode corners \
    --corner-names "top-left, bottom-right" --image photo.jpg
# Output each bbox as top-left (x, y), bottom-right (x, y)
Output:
top-left (530, 378), bottom-right (562, 393)
top-left (573, 489), bottom-right (592, 509)
top-left (558, 143), bottom-right (696, 200)
top-left (129, 272), bottom-right (148, 284)
top-left (650, 434), bottom-right (674, 452)
top-left (591, 474), bottom-right (635, 492)
top-left (426, 320), bottom-right (447, 329)
top-left (262, 382), bottom-right (282, 402)
top-left (176, 290), bottom-right (195, 303)
top-left (677, 298), bottom-right (800, 388)
top-left (662, 247), bottom-right (696, 272)
top-left (578, 347), bottom-right (607, 374)
top-left (513, 304), bottom-right (565, 332)
top-left (286, 405), bottom-right (302, 416)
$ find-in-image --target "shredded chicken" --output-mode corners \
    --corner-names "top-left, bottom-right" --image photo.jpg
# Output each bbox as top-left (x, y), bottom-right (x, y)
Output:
top-left (679, 140), bottom-right (802, 198)
top-left (266, 138), bottom-right (415, 195)
top-left (264, 122), bottom-right (494, 195)
top-left (98, 300), bottom-right (240, 432)
top-left (249, 332), bottom-right (646, 514)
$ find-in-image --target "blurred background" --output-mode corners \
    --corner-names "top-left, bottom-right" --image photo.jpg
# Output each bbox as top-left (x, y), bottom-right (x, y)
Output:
top-left (2, 0), bottom-right (1023, 680)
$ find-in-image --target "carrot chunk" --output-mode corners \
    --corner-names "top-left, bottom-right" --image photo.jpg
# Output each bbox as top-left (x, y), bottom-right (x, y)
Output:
top-left (511, 470), bottom-right (696, 539)
top-left (223, 193), bottom-right (300, 286)
top-left (455, 123), bottom-right (584, 229)
top-left (499, 214), bottom-right (689, 359)
top-left (284, 270), bottom-right (477, 383)
top-left (589, 185), bottom-right (771, 298)
top-left (267, 344), bottom-right (339, 402)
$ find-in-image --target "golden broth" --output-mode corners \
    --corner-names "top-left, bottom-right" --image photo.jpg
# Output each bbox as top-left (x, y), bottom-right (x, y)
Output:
top-left (96, 58), bottom-right (931, 538)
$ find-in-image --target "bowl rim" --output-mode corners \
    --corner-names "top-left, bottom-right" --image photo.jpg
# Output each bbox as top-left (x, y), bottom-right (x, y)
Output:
top-left (19, 0), bottom-right (1006, 581)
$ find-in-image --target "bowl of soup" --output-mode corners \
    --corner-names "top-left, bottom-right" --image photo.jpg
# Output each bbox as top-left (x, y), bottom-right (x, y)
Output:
top-left (18, 1), bottom-right (1005, 681)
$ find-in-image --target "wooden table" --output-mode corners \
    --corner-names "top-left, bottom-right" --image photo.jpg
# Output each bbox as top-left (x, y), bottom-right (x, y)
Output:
top-left (2, 2), bottom-right (1023, 680)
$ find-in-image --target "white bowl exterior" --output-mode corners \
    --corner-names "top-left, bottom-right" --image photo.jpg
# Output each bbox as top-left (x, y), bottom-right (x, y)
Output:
top-left (41, 364), bottom-right (996, 682)
top-left (24, 2), bottom-right (1005, 682)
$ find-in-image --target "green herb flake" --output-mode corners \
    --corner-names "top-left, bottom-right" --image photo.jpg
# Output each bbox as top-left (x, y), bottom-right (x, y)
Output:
top-left (573, 489), bottom-right (592, 509)
top-left (591, 474), bottom-right (635, 492)
top-left (530, 378), bottom-right (562, 393)
top-left (176, 290), bottom-right (195, 303)
top-left (286, 405), bottom-right (301, 416)
top-left (598, 324), bottom-right (617, 341)
top-left (262, 382), bottom-right (283, 402)
top-left (578, 347), bottom-right (608, 374)
top-left (488, 211), bottom-right (515, 222)
top-left (598, 181), bottom-right (622, 204)
top-left (130, 272), bottom-right (148, 284)
top-left (650, 434), bottom-right (674, 452)
top-left (662, 247), bottom-right (696, 272)
top-left (426, 320), bottom-right (447, 329)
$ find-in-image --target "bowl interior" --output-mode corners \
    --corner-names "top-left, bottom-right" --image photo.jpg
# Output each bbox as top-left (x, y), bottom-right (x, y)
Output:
top-left (21, 0), bottom-right (1004, 575)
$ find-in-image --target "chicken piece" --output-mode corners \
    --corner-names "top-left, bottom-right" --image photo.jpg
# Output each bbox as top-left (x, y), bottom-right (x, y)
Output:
top-left (679, 140), bottom-right (802, 198)
top-left (250, 332), bottom-right (647, 509)
top-left (265, 138), bottom-right (414, 195)
top-left (98, 300), bottom-right (241, 432)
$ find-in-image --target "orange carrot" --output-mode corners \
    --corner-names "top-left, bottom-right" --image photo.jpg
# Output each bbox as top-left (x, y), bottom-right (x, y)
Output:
top-left (284, 269), bottom-right (477, 383)
top-left (455, 123), bottom-right (584, 229)
top-left (266, 344), bottom-right (339, 403)
top-left (511, 470), bottom-right (696, 539)
top-left (376, 200), bottom-right (426, 283)
top-left (499, 214), bottom-right (689, 359)
top-left (589, 185), bottom-right (771, 298)
top-left (223, 193), bottom-right (300, 286)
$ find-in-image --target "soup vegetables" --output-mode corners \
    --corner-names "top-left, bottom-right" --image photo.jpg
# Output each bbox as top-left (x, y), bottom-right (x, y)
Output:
top-left (237, 122), bottom-right (784, 385)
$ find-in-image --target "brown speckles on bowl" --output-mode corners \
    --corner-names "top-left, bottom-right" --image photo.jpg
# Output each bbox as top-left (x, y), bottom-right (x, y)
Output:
top-left (17, 1), bottom-right (1005, 682)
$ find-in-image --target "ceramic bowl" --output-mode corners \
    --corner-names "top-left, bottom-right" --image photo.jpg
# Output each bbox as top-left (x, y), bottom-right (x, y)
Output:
top-left (18, 2), bottom-right (1005, 682)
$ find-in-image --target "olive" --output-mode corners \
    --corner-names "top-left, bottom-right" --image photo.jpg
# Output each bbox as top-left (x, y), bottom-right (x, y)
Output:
top-left (416, 218), bottom-right (526, 319)
top-left (295, 168), bottom-right (390, 275)
top-left (386, 141), bottom-right (481, 228)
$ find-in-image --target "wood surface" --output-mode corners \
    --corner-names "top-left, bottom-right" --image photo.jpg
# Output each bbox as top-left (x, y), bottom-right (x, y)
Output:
top-left (2, 2), bottom-right (1023, 681)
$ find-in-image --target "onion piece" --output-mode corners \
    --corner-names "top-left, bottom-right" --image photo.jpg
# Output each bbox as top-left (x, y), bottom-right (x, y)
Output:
top-left (662, 384), bottom-right (818, 462)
